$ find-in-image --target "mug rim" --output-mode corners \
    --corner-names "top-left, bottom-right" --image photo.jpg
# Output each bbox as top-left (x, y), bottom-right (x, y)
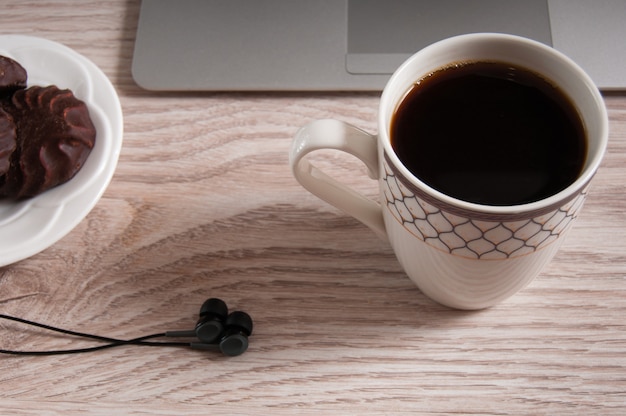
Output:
top-left (379, 32), bottom-right (609, 216)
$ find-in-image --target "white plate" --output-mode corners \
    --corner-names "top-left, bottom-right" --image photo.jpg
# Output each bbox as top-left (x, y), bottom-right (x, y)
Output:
top-left (0, 35), bottom-right (123, 266)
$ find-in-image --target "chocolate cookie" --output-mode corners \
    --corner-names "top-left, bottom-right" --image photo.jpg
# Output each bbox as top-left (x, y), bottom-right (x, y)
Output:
top-left (0, 55), bottom-right (27, 96)
top-left (0, 108), bottom-right (17, 177)
top-left (1, 85), bottom-right (96, 198)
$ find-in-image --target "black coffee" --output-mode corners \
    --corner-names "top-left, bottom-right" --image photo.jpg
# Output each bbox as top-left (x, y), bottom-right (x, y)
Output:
top-left (391, 61), bottom-right (587, 206)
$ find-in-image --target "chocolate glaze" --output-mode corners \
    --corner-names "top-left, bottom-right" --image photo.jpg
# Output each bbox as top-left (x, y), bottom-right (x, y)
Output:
top-left (0, 56), bottom-right (27, 95)
top-left (0, 108), bottom-right (17, 178)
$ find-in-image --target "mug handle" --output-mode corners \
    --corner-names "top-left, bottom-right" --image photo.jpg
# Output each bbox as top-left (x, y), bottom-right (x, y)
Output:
top-left (289, 119), bottom-right (387, 241)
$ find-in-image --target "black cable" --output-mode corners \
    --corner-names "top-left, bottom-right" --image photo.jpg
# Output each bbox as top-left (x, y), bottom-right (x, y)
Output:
top-left (0, 313), bottom-right (125, 343)
top-left (0, 334), bottom-right (188, 356)
top-left (0, 314), bottom-right (190, 356)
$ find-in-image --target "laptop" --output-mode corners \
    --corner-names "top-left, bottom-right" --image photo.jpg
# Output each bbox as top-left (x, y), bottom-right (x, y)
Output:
top-left (132, 0), bottom-right (626, 91)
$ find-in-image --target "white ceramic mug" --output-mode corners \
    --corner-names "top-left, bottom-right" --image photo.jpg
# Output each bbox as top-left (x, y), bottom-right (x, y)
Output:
top-left (290, 33), bottom-right (608, 310)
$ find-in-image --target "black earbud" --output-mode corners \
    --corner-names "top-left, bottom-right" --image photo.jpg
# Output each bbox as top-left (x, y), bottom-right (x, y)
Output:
top-left (196, 298), bottom-right (229, 343)
top-left (0, 297), bottom-right (253, 357)
top-left (164, 298), bottom-right (228, 342)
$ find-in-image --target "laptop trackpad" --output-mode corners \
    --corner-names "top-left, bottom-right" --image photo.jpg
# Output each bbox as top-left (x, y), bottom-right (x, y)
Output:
top-left (346, 0), bottom-right (553, 75)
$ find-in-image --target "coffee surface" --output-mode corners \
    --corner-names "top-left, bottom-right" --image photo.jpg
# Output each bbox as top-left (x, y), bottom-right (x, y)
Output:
top-left (391, 61), bottom-right (587, 206)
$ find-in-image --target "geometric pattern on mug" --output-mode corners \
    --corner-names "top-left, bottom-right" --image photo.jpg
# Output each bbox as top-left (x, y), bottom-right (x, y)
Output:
top-left (382, 160), bottom-right (587, 260)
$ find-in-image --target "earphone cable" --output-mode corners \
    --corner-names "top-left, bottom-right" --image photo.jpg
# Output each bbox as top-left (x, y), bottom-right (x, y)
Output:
top-left (0, 313), bottom-right (126, 343)
top-left (0, 314), bottom-right (190, 356)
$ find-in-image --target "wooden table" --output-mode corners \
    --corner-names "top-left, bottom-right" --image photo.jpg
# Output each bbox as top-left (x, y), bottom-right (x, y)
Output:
top-left (1, 1), bottom-right (625, 414)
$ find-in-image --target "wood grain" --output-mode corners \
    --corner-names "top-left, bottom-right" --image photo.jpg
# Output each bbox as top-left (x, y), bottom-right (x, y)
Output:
top-left (1, 1), bottom-right (625, 414)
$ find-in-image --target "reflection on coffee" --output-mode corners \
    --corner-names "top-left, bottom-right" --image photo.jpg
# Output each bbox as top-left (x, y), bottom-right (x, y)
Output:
top-left (391, 61), bottom-right (587, 206)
